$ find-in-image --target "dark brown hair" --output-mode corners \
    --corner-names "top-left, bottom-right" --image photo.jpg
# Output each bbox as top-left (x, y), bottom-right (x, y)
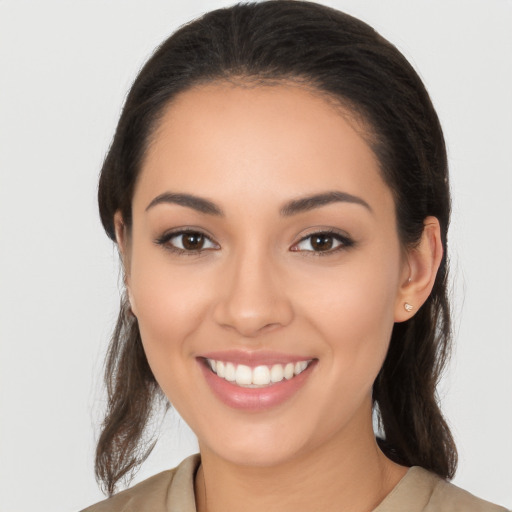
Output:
top-left (96, 0), bottom-right (456, 496)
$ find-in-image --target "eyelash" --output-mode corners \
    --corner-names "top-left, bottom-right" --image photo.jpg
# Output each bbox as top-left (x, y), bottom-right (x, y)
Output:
top-left (154, 229), bottom-right (219, 256)
top-left (154, 229), bottom-right (355, 256)
top-left (291, 229), bottom-right (355, 256)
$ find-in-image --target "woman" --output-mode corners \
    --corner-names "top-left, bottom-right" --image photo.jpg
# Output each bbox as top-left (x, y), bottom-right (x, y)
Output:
top-left (83, 2), bottom-right (508, 511)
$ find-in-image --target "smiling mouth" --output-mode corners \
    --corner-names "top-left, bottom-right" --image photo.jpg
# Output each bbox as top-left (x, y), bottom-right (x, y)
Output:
top-left (204, 358), bottom-right (314, 388)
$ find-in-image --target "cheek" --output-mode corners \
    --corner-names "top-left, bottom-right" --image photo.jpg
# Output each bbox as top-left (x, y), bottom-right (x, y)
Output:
top-left (299, 247), bottom-right (401, 383)
top-left (127, 246), bottom-right (211, 364)
top-left (128, 259), bottom-right (213, 413)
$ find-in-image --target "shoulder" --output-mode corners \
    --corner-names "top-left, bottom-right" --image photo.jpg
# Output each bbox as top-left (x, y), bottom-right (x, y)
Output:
top-left (426, 471), bottom-right (509, 512)
top-left (80, 470), bottom-right (175, 512)
top-left (80, 454), bottom-right (200, 512)
top-left (376, 466), bottom-right (509, 512)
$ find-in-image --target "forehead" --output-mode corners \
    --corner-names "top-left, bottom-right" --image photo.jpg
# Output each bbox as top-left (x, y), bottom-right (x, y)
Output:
top-left (135, 81), bottom-right (392, 215)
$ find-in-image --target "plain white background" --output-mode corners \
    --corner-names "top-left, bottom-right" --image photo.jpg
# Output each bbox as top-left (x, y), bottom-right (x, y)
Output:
top-left (0, 1), bottom-right (511, 510)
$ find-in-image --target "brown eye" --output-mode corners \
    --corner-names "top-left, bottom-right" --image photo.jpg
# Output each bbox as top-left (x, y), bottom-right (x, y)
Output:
top-left (292, 231), bottom-right (353, 254)
top-left (156, 230), bottom-right (218, 253)
top-left (310, 234), bottom-right (334, 251)
top-left (181, 232), bottom-right (205, 250)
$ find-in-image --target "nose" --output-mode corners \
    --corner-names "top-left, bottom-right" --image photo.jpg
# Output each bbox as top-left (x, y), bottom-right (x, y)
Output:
top-left (212, 247), bottom-right (294, 338)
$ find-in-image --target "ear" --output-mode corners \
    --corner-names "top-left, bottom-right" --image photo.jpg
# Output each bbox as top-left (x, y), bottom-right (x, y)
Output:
top-left (114, 211), bottom-right (129, 268)
top-left (114, 211), bottom-right (137, 315)
top-left (394, 216), bottom-right (443, 322)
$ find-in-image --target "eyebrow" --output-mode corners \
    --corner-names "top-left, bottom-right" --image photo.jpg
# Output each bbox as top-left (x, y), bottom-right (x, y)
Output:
top-left (145, 190), bottom-right (372, 216)
top-left (145, 192), bottom-right (224, 216)
top-left (280, 191), bottom-right (373, 216)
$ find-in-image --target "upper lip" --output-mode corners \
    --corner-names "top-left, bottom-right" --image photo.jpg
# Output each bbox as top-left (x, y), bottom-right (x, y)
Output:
top-left (198, 350), bottom-right (315, 367)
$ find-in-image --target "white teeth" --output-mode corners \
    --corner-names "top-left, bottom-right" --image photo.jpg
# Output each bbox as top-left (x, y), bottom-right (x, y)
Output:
top-left (270, 364), bottom-right (284, 383)
top-left (284, 362), bottom-right (294, 380)
top-left (295, 361), bottom-right (308, 374)
top-left (235, 364), bottom-right (252, 385)
top-left (253, 365), bottom-right (270, 386)
top-left (206, 358), bottom-right (312, 387)
top-left (225, 362), bottom-right (236, 382)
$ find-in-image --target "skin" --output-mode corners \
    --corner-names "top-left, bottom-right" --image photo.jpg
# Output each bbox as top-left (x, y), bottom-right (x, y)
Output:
top-left (116, 82), bottom-right (443, 512)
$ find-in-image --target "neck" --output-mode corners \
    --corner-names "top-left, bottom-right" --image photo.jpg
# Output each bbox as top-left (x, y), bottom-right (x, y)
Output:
top-left (194, 413), bottom-right (407, 512)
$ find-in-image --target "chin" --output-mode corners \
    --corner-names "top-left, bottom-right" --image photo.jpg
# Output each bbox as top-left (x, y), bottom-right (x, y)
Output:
top-left (213, 443), bottom-right (304, 469)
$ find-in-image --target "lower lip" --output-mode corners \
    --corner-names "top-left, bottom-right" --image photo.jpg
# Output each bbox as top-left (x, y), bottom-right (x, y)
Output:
top-left (199, 359), bottom-right (316, 411)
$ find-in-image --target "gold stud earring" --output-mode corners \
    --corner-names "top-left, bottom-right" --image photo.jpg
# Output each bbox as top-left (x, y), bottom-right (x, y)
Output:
top-left (404, 302), bottom-right (413, 312)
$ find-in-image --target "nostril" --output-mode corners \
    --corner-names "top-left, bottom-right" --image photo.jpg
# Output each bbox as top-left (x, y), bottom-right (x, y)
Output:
top-left (211, 261), bottom-right (294, 335)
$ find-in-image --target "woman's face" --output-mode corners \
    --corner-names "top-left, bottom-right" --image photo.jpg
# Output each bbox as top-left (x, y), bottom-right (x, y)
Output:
top-left (121, 82), bottom-right (411, 467)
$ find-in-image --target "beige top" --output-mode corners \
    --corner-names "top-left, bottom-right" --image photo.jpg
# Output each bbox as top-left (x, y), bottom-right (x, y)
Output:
top-left (81, 454), bottom-right (509, 512)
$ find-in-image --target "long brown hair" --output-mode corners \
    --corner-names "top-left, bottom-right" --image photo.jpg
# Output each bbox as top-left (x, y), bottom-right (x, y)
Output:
top-left (95, 0), bottom-right (457, 496)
